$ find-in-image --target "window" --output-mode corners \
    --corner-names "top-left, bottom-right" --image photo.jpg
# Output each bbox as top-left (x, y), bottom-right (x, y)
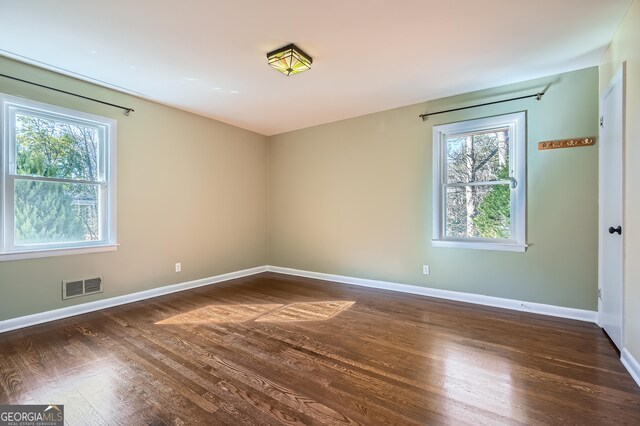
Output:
top-left (432, 112), bottom-right (526, 252)
top-left (1, 94), bottom-right (116, 260)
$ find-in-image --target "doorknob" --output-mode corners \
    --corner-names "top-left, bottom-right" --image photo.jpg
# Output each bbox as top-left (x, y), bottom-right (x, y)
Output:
top-left (608, 226), bottom-right (622, 235)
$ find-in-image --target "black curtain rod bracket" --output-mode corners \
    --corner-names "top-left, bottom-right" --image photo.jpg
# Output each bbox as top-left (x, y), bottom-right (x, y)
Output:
top-left (0, 73), bottom-right (134, 116)
top-left (419, 91), bottom-right (545, 121)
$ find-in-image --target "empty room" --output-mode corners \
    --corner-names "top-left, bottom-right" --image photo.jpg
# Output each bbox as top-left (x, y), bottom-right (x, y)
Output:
top-left (0, 0), bottom-right (639, 424)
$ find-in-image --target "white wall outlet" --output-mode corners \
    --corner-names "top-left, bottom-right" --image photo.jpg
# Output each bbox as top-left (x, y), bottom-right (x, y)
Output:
top-left (175, 262), bottom-right (182, 272)
top-left (422, 265), bottom-right (430, 275)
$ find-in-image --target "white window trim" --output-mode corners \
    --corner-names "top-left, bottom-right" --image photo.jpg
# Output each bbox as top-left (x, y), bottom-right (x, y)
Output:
top-left (0, 93), bottom-right (117, 261)
top-left (432, 112), bottom-right (526, 252)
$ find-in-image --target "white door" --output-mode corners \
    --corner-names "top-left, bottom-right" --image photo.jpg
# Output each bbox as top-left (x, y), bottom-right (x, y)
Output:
top-left (599, 65), bottom-right (624, 350)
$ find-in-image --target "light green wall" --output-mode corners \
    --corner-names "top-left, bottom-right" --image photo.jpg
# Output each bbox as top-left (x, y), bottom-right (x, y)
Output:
top-left (269, 67), bottom-right (599, 310)
top-left (599, 0), bottom-right (640, 359)
top-left (0, 57), bottom-right (269, 321)
top-left (0, 58), bottom-right (601, 322)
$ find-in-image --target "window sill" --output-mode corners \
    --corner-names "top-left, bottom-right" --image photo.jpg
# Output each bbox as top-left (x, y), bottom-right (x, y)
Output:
top-left (432, 239), bottom-right (527, 252)
top-left (0, 244), bottom-right (118, 262)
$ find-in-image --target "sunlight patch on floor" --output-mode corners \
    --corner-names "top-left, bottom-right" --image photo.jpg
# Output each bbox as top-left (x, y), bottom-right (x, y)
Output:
top-left (155, 301), bottom-right (355, 325)
top-left (255, 301), bottom-right (355, 322)
top-left (155, 303), bottom-right (283, 325)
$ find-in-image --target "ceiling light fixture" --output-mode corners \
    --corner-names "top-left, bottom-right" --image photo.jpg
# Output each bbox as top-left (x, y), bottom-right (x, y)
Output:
top-left (266, 43), bottom-right (313, 76)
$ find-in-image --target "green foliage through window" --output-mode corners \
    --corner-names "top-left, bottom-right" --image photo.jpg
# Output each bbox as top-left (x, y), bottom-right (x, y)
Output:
top-left (472, 166), bottom-right (510, 239)
top-left (433, 112), bottom-right (526, 250)
top-left (14, 114), bottom-right (101, 245)
top-left (444, 129), bottom-right (511, 239)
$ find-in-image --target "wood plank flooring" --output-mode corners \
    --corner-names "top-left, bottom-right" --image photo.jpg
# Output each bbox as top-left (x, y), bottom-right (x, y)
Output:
top-left (0, 272), bottom-right (639, 425)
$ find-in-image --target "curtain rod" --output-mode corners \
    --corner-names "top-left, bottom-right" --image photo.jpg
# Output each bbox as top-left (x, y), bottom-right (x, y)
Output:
top-left (419, 91), bottom-right (545, 121)
top-left (0, 73), bottom-right (135, 116)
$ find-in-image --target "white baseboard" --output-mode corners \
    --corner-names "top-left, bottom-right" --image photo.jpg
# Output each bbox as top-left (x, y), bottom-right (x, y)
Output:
top-left (266, 266), bottom-right (598, 323)
top-left (0, 264), bottom-right (599, 334)
top-left (0, 265), bottom-right (267, 334)
top-left (621, 348), bottom-right (640, 388)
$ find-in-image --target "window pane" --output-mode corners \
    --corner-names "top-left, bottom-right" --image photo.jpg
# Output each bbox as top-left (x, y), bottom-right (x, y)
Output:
top-left (446, 128), bottom-right (509, 184)
top-left (15, 113), bottom-right (100, 181)
top-left (14, 179), bottom-right (100, 245)
top-left (445, 184), bottom-right (510, 239)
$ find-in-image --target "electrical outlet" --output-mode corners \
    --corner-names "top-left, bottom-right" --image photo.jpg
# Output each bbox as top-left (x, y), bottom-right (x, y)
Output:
top-left (422, 265), bottom-right (430, 275)
top-left (175, 262), bottom-right (182, 273)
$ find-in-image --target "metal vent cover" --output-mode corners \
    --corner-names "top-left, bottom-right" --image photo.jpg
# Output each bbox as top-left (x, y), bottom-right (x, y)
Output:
top-left (62, 276), bottom-right (103, 300)
top-left (64, 280), bottom-right (84, 298)
top-left (84, 277), bottom-right (102, 294)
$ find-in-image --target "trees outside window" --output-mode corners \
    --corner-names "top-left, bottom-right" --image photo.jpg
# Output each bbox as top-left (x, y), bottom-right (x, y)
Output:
top-left (432, 112), bottom-right (526, 252)
top-left (1, 94), bottom-right (116, 260)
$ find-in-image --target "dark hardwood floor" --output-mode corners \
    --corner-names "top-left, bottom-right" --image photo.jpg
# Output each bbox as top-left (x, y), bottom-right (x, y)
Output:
top-left (0, 272), bottom-right (639, 425)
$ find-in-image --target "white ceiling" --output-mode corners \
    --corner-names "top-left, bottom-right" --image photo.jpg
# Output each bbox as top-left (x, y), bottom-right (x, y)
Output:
top-left (0, 0), bottom-right (632, 136)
